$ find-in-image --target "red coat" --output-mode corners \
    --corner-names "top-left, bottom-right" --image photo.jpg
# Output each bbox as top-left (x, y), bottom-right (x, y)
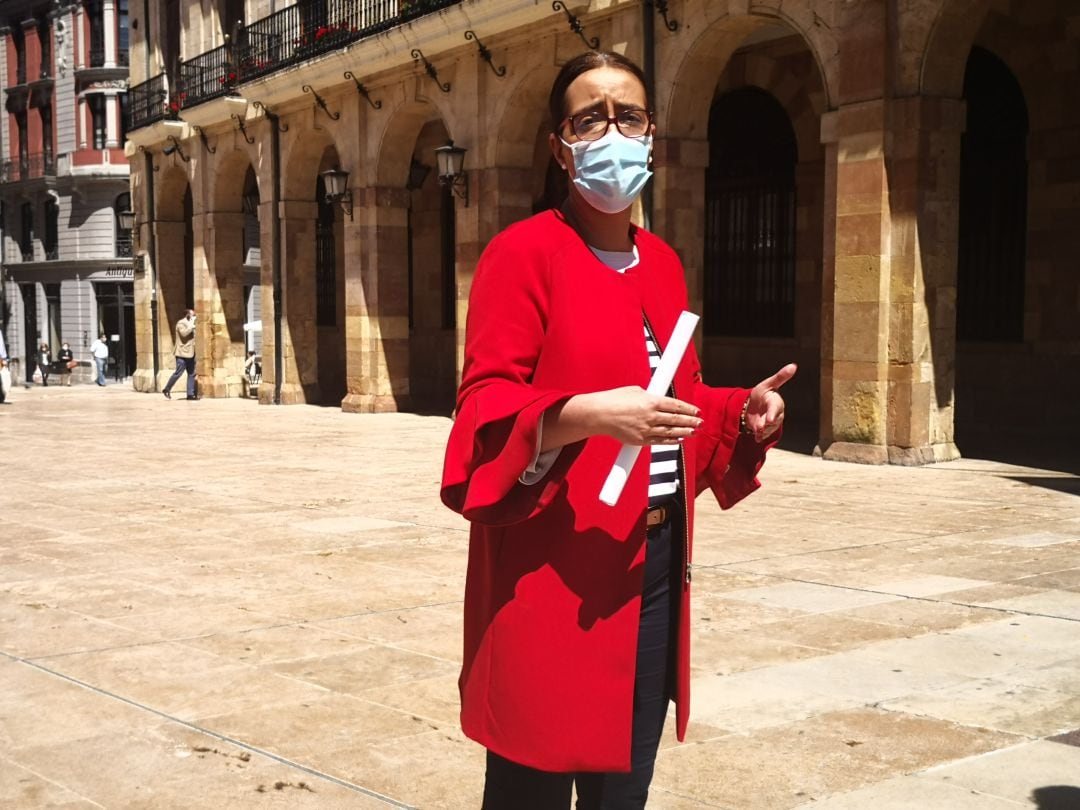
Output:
top-left (441, 210), bottom-right (774, 773)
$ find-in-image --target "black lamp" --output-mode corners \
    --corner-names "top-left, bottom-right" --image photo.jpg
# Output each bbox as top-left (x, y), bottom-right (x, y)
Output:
top-left (434, 141), bottom-right (468, 206)
top-left (117, 209), bottom-right (136, 230)
top-left (321, 167), bottom-right (353, 218)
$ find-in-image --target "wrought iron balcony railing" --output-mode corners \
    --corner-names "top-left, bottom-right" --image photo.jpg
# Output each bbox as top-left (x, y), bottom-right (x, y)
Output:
top-left (179, 43), bottom-right (235, 108)
top-left (128, 73), bottom-right (174, 131)
top-left (0, 152), bottom-right (56, 183)
top-left (89, 44), bottom-right (106, 68)
top-left (178, 0), bottom-right (461, 109)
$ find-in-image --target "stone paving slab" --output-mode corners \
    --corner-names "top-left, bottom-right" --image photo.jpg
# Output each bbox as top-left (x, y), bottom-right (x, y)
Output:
top-left (1, 384), bottom-right (1079, 807)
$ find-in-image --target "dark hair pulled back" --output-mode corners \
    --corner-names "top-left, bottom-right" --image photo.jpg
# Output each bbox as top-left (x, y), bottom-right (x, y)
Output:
top-left (547, 51), bottom-right (649, 133)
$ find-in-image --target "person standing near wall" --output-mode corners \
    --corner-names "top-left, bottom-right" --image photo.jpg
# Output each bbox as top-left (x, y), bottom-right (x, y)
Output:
top-left (36, 342), bottom-right (52, 386)
top-left (57, 342), bottom-right (74, 386)
top-left (163, 309), bottom-right (197, 401)
top-left (89, 333), bottom-right (109, 386)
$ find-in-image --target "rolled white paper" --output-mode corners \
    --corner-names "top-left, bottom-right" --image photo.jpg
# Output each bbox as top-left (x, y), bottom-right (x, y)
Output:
top-left (599, 311), bottom-right (700, 506)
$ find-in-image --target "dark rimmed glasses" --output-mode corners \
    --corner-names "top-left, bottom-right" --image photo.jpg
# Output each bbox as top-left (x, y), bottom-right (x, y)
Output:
top-left (559, 107), bottom-right (653, 142)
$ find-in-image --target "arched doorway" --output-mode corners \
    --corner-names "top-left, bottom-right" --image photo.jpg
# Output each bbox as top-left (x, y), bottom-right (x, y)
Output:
top-left (705, 87), bottom-right (797, 339)
top-left (408, 119), bottom-right (457, 413)
top-left (666, 23), bottom-right (828, 447)
top-left (314, 161), bottom-right (346, 406)
top-left (154, 167), bottom-right (195, 381)
top-left (956, 47), bottom-right (1027, 343)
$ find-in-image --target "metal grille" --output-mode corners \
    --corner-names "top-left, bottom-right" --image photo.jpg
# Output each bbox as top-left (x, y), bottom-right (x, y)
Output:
top-left (957, 47), bottom-right (1028, 342)
top-left (128, 74), bottom-right (170, 130)
top-left (184, 0), bottom-right (464, 90)
top-left (179, 44), bottom-right (234, 107)
top-left (704, 87), bottom-right (797, 337)
top-left (316, 182), bottom-right (337, 327)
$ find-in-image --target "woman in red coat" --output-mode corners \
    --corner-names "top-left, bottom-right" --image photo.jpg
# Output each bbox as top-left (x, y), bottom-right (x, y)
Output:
top-left (441, 51), bottom-right (795, 809)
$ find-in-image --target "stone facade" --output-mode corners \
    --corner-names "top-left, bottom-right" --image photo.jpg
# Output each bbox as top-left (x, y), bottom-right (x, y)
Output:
top-left (124, 0), bottom-right (1079, 464)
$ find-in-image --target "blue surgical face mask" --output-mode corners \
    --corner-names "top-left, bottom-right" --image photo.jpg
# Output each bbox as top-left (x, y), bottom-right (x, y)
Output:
top-left (561, 129), bottom-right (653, 214)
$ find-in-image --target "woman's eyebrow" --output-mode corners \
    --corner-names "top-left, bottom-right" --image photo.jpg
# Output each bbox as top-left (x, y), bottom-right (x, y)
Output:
top-left (567, 99), bottom-right (646, 117)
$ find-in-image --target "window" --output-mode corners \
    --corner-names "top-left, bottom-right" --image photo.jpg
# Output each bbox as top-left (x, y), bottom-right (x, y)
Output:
top-left (89, 95), bottom-right (107, 149)
top-left (40, 105), bottom-right (53, 171)
top-left (118, 93), bottom-right (129, 144)
top-left (88, 0), bottom-right (105, 66)
top-left (20, 202), bottom-right (34, 261)
top-left (38, 17), bottom-right (51, 78)
top-left (12, 24), bottom-right (26, 84)
top-left (315, 177), bottom-right (337, 327)
top-left (115, 193), bottom-right (132, 257)
top-left (704, 87), bottom-right (797, 337)
top-left (16, 111), bottom-right (29, 170)
top-left (45, 283), bottom-right (61, 348)
top-left (957, 47), bottom-right (1029, 342)
top-left (44, 199), bottom-right (59, 260)
top-left (118, 0), bottom-right (129, 66)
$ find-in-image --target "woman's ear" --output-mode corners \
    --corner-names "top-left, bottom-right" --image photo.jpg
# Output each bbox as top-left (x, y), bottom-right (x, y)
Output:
top-left (548, 132), bottom-right (569, 172)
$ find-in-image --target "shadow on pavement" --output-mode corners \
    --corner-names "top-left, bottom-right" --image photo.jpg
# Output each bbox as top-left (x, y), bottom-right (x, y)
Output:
top-left (1031, 785), bottom-right (1080, 809)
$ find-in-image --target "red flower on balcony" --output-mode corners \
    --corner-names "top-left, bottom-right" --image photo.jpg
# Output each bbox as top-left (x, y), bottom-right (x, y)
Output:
top-left (315, 26), bottom-right (331, 40)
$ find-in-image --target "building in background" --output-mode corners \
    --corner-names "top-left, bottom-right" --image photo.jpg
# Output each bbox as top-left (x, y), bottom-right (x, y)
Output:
top-left (123, 0), bottom-right (1078, 465)
top-left (1, 0), bottom-right (131, 385)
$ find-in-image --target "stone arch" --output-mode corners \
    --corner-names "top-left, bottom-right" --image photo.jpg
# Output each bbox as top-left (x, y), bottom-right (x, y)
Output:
top-left (281, 125), bottom-right (338, 201)
top-left (209, 147), bottom-right (258, 213)
top-left (375, 98), bottom-right (443, 188)
top-left (660, 2), bottom-right (837, 140)
top-left (920, 0), bottom-right (992, 98)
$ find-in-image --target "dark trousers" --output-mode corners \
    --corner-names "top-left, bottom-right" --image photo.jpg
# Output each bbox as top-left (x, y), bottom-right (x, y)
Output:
top-left (164, 356), bottom-right (196, 398)
top-left (482, 504), bottom-right (681, 810)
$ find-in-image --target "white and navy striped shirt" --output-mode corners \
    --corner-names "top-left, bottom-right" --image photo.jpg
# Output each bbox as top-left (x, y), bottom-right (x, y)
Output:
top-left (644, 323), bottom-right (681, 505)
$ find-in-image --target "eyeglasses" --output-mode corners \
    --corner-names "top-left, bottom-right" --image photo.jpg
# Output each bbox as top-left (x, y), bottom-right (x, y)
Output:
top-left (559, 107), bottom-right (652, 141)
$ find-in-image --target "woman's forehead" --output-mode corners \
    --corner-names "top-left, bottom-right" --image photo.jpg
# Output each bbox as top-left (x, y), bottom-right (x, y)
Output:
top-left (564, 66), bottom-right (646, 107)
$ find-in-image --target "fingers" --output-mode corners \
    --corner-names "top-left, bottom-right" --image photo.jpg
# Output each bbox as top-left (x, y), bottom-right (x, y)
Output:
top-left (756, 362), bottom-right (798, 393)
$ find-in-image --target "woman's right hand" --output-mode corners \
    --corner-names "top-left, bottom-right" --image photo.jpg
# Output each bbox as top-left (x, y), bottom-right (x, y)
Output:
top-left (542, 387), bottom-right (701, 451)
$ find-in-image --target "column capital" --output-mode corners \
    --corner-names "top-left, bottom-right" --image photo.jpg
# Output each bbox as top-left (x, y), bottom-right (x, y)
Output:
top-left (820, 98), bottom-right (886, 144)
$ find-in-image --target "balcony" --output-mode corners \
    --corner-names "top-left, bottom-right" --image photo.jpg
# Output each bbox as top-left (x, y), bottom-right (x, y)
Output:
top-left (177, 0), bottom-right (462, 109)
top-left (1, 152), bottom-right (56, 184)
top-left (128, 73), bottom-right (174, 131)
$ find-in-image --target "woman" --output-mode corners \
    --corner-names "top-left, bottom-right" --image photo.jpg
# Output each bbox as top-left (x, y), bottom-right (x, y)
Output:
top-left (57, 342), bottom-right (74, 386)
top-left (441, 51), bottom-right (795, 809)
top-left (36, 342), bottom-right (52, 386)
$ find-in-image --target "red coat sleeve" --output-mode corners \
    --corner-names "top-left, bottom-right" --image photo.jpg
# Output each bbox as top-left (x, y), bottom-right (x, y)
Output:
top-left (440, 228), bottom-right (582, 526)
top-left (687, 351), bottom-right (780, 510)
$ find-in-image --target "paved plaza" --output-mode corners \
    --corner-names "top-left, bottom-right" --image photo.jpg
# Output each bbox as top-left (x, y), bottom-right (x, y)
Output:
top-left (1, 383), bottom-right (1078, 809)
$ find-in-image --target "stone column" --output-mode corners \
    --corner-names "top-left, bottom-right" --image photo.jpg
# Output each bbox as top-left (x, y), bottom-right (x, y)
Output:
top-left (817, 101), bottom-right (891, 464)
top-left (102, 0), bottom-right (116, 68)
top-left (650, 137), bottom-right (710, 313)
top-left (194, 211), bottom-right (246, 397)
top-left (259, 200), bottom-right (317, 405)
top-left (818, 98), bottom-right (964, 465)
top-left (882, 96), bottom-right (964, 463)
top-left (104, 94), bottom-right (119, 148)
top-left (341, 186), bottom-right (410, 413)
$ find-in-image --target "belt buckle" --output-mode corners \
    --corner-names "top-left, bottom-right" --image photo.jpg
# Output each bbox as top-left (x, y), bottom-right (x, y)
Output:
top-left (646, 505), bottom-right (667, 528)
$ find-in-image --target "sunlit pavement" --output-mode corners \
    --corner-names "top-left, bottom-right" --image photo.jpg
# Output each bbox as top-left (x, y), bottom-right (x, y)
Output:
top-left (1, 383), bottom-right (1078, 808)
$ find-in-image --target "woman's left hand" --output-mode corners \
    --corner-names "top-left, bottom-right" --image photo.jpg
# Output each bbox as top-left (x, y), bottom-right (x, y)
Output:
top-left (744, 363), bottom-right (797, 443)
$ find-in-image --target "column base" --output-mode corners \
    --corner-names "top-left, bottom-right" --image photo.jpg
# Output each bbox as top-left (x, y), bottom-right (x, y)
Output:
top-left (256, 382), bottom-right (308, 405)
top-left (815, 440), bottom-right (961, 466)
top-left (132, 368), bottom-right (156, 393)
top-left (341, 393), bottom-right (410, 413)
top-left (197, 376), bottom-right (247, 398)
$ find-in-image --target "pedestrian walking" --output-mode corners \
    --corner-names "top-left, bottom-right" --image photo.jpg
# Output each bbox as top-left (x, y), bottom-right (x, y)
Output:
top-left (57, 342), bottom-right (75, 386)
top-left (0, 329), bottom-right (9, 404)
top-left (89, 334), bottom-right (109, 386)
top-left (36, 342), bottom-right (52, 386)
top-left (163, 309), bottom-right (197, 400)
top-left (440, 51), bottom-right (795, 810)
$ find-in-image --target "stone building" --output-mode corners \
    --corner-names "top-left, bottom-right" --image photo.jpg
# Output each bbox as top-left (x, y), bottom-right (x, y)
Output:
top-left (124, 0), bottom-right (1079, 464)
top-left (1, 0), bottom-right (133, 384)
